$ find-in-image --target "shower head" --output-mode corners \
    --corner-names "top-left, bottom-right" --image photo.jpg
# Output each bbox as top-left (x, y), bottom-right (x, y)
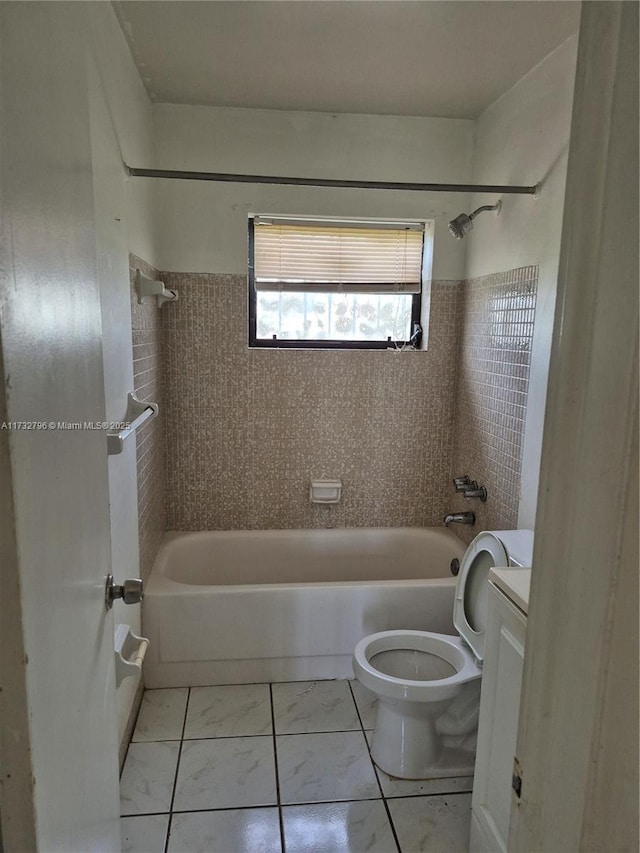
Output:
top-left (448, 200), bottom-right (501, 239)
top-left (448, 212), bottom-right (473, 239)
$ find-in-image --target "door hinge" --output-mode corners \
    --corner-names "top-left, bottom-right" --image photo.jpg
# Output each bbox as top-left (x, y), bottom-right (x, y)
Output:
top-left (512, 755), bottom-right (523, 800)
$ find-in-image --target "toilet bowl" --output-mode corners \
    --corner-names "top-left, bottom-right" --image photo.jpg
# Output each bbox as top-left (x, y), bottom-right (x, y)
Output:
top-left (353, 529), bottom-right (533, 780)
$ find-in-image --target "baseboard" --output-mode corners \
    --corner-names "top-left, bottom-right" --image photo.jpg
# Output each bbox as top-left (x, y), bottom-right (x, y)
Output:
top-left (119, 677), bottom-right (144, 773)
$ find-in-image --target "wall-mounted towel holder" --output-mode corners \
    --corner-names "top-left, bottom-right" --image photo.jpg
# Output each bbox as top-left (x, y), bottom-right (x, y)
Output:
top-left (136, 269), bottom-right (178, 307)
top-left (107, 392), bottom-right (158, 455)
top-left (114, 623), bottom-right (149, 687)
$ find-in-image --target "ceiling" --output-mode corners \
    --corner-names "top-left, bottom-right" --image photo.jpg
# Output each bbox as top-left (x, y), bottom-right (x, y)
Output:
top-left (114, 1), bottom-right (579, 119)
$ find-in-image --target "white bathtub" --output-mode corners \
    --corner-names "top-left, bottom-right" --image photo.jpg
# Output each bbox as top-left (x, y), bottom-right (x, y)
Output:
top-left (143, 527), bottom-right (465, 687)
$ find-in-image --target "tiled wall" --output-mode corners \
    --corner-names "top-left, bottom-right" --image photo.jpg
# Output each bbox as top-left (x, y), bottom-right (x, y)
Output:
top-left (130, 255), bottom-right (166, 580)
top-left (160, 274), bottom-right (462, 530)
top-left (448, 267), bottom-right (538, 543)
top-left (128, 263), bottom-right (536, 540)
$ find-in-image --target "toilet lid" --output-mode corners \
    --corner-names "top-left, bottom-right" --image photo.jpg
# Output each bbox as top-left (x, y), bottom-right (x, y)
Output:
top-left (452, 532), bottom-right (508, 662)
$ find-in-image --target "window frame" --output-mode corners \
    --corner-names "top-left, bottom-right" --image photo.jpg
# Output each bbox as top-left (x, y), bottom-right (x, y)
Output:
top-left (247, 217), bottom-right (424, 350)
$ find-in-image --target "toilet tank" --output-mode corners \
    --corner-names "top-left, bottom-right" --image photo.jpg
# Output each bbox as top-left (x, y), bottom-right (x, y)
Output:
top-left (493, 530), bottom-right (534, 568)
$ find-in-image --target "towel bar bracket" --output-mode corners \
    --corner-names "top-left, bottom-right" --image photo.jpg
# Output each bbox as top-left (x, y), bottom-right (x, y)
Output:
top-left (106, 392), bottom-right (158, 455)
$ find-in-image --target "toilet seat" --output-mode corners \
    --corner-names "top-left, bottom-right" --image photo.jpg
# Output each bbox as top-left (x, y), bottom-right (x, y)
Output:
top-left (353, 630), bottom-right (482, 702)
top-left (453, 531), bottom-right (508, 662)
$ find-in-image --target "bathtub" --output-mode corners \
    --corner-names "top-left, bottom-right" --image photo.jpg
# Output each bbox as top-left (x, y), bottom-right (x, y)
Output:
top-left (143, 527), bottom-right (465, 687)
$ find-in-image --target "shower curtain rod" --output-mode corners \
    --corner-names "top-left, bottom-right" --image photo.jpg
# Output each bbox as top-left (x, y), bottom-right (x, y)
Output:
top-left (125, 164), bottom-right (539, 195)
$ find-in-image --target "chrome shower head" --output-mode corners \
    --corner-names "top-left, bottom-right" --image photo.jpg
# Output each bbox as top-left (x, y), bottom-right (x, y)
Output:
top-left (448, 213), bottom-right (473, 239)
top-left (448, 201), bottom-right (501, 239)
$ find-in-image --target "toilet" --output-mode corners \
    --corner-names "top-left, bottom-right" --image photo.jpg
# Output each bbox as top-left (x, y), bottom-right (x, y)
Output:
top-left (353, 529), bottom-right (533, 780)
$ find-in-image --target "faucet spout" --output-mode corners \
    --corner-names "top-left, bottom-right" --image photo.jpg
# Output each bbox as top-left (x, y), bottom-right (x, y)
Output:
top-left (443, 511), bottom-right (475, 527)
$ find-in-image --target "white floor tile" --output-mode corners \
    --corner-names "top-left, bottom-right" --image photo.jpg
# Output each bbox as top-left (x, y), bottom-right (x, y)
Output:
top-left (121, 814), bottom-right (169, 853)
top-left (282, 800), bottom-right (397, 853)
top-left (272, 680), bottom-right (360, 734)
top-left (349, 681), bottom-right (378, 730)
top-left (277, 731), bottom-right (379, 805)
top-left (184, 684), bottom-right (272, 739)
top-left (132, 688), bottom-right (189, 742)
top-left (168, 807), bottom-right (281, 853)
top-left (120, 741), bottom-right (180, 816)
top-left (387, 793), bottom-right (472, 853)
top-left (173, 736), bottom-right (277, 811)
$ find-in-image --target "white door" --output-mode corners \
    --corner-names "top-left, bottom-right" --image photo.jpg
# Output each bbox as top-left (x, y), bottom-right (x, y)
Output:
top-left (0, 4), bottom-right (121, 850)
top-left (510, 3), bottom-right (639, 851)
top-left (470, 583), bottom-right (527, 852)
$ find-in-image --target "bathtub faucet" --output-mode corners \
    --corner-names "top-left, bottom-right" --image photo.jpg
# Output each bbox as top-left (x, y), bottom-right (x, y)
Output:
top-left (443, 511), bottom-right (475, 527)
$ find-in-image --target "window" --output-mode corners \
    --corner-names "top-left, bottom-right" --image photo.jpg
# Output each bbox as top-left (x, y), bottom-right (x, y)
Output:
top-left (248, 216), bottom-right (430, 349)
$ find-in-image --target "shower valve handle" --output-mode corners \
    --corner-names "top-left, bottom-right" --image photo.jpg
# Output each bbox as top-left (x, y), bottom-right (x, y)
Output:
top-left (453, 476), bottom-right (471, 492)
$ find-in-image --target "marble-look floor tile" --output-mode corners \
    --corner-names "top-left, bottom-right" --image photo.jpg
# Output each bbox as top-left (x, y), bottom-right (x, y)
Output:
top-left (132, 688), bottom-right (188, 742)
top-left (282, 800), bottom-right (397, 853)
top-left (184, 684), bottom-right (272, 739)
top-left (349, 680), bottom-right (378, 730)
top-left (387, 793), bottom-right (472, 853)
top-left (173, 736), bottom-right (277, 811)
top-left (277, 731), bottom-right (379, 805)
top-left (121, 814), bottom-right (169, 853)
top-left (272, 680), bottom-right (360, 734)
top-left (120, 741), bottom-right (180, 816)
top-left (168, 807), bottom-right (281, 853)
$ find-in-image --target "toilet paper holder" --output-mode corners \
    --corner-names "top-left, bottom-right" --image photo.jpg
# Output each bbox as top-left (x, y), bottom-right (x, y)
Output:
top-left (114, 624), bottom-right (149, 687)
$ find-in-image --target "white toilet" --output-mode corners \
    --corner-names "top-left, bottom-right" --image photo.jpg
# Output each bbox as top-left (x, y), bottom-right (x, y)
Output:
top-left (353, 529), bottom-right (533, 780)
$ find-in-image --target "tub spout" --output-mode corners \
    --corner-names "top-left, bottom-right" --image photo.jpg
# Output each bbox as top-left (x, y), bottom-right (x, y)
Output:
top-left (443, 512), bottom-right (475, 527)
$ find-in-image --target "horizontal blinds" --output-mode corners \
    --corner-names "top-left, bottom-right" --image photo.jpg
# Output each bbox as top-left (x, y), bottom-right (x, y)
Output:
top-left (253, 220), bottom-right (425, 293)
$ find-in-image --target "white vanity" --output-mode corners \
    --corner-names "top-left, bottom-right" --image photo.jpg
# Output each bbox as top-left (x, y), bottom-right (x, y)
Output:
top-left (470, 567), bottom-right (531, 853)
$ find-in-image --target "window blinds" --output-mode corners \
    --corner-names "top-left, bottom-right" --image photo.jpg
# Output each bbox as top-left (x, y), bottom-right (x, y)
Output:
top-left (252, 218), bottom-right (425, 293)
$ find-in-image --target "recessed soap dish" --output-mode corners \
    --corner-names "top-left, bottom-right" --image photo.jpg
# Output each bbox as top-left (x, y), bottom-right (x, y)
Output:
top-left (310, 479), bottom-right (342, 504)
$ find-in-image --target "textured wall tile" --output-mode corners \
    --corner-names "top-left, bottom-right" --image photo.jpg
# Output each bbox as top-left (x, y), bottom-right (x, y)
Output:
top-left (129, 255), bottom-right (167, 580)
top-left (449, 267), bottom-right (538, 543)
top-left (130, 264), bottom-right (536, 542)
top-left (160, 275), bottom-right (463, 531)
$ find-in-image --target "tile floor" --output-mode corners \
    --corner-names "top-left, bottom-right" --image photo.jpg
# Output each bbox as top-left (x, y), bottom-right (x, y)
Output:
top-left (120, 680), bottom-right (473, 853)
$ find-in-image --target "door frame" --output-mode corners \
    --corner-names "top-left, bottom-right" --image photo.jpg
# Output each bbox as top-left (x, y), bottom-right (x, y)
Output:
top-left (510, 3), bottom-right (639, 850)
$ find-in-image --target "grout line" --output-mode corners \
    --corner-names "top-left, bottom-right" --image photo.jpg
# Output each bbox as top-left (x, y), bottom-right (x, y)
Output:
top-left (121, 811), bottom-right (171, 819)
top-left (125, 785), bottom-right (473, 821)
top-left (176, 727), bottom-right (363, 742)
top-left (347, 682), bottom-right (402, 853)
top-left (142, 677), bottom-right (340, 692)
top-left (169, 794), bottom-right (387, 815)
top-left (269, 684), bottom-right (286, 853)
top-left (163, 687), bottom-right (191, 853)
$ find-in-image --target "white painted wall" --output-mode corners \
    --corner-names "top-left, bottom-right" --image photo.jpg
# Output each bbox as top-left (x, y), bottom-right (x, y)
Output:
top-left (152, 104), bottom-right (474, 279)
top-left (88, 4), bottom-right (157, 265)
top-left (86, 3), bottom-right (157, 750)
top-left (464, 36), bottom-right (579, 528)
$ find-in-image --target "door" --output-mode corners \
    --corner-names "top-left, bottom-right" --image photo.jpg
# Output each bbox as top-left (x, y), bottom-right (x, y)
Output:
top-left (509, 3), bottom-right (639, 851)
top-left (0, 4), bottom-right (121, 851)
top-left (470, 583), bottom-right (527, 852)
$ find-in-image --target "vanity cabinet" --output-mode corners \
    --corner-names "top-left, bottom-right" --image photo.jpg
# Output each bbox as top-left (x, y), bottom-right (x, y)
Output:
top-left (470, 571), bottom-right (529, 853)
